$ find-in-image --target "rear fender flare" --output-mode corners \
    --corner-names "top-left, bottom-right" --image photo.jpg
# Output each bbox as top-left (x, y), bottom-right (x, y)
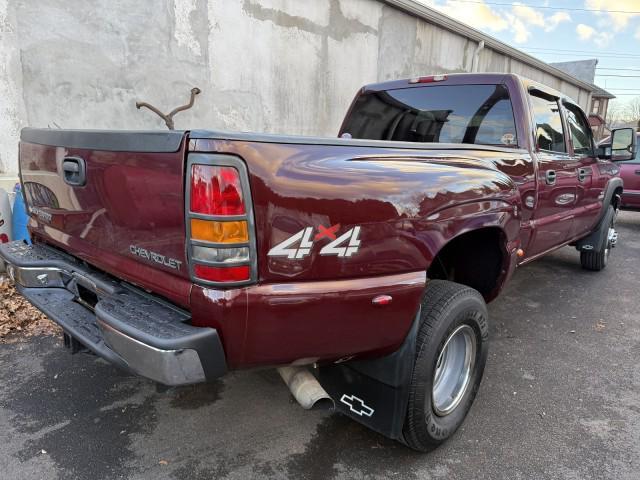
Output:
top-left (602, 177), bottom-right (623, 212)
top-left (420, 199), bottom-right (519, 266)
top-left (416, 201), bottom-right (519, 301)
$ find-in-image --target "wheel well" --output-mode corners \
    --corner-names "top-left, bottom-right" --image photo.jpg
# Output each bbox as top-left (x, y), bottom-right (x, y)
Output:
top-left (427, 228), bottom-right (506, 301)
top-left (612, 186), bottom-right (623, 210)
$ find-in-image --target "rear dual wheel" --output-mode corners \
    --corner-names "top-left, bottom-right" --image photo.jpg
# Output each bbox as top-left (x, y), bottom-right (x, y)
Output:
top-left (403, 280), bottom-right (489, 452)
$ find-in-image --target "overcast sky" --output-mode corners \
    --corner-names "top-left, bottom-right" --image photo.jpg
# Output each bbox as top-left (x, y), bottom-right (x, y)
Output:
top-left (419, 0), bottom-right (640, 105)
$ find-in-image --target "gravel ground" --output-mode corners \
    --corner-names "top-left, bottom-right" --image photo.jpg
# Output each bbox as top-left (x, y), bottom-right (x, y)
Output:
top-left (0, 211), bottom-right (638, 480)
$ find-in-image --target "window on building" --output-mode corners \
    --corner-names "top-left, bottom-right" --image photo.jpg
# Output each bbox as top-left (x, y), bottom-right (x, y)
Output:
top-left (591, 99), bottom-right (601, 115)
top-left (341, 84), bottom-right (519, 147)
top-left (564, 103), bottom-right (593, 156)
top-left (530, 93), bottom-right (566, 153)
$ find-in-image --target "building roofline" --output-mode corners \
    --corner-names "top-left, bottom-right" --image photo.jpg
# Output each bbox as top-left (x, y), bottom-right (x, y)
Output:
top-left (382, 0), bottom-right (596, 93)
top-left (591, 85), bottom-right (616, 99)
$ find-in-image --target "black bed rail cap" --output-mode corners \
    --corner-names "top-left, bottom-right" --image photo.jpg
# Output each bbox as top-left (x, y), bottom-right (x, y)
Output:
top-left (20, 128), bottom-right (186, 153)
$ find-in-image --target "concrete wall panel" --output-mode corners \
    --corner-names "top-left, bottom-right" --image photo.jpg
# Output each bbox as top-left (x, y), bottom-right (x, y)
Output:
top-left (414, 22), bottom-right (472, 74)
top-left (0, 0), bottom-right (592, 179)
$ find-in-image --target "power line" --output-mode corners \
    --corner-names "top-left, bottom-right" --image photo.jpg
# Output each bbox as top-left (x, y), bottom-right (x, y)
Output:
top-left (535, 54), bottom-right (640, 59)
top-left (597, 67), bottom-right (640, 72)
top-left (523, 48), bottom-right (640, 59)
top-left (438, 0), bottom-right (640, 14)
top-left (595, 74), bottom-right (640, 78)
top-left (525, 46), bottom-right (637, 55)
top-left (524, 46), bottom-right (640, 56)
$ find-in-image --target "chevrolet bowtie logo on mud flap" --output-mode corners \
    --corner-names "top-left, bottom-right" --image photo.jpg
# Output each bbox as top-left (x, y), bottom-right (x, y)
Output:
top-left (340, 394), bottom-right (374, 417)
top-left (268, 224), bottom-right (361, 259)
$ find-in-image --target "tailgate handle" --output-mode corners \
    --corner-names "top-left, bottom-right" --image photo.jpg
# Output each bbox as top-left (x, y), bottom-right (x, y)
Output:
top-left (62, 157), bottom-right (86, 186)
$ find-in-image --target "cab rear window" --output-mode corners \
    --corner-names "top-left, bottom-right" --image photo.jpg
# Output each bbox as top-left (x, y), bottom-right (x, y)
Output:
top-left (341, 84), bottom-right (518, 147)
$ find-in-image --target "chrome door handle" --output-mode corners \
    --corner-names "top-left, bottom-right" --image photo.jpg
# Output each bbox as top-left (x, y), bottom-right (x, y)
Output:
top-left (578, 168), bottom-right (590, 182)
top-left (545, 170), bottom-right (557, 185)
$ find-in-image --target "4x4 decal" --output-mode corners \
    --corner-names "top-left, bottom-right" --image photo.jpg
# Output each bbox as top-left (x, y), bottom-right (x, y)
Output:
top-left (268, 224), bottom-right (361, 259)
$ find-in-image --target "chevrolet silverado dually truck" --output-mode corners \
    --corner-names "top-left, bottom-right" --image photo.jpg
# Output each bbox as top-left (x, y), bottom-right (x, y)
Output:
top-left (1, 73), bottom-right (636, 452)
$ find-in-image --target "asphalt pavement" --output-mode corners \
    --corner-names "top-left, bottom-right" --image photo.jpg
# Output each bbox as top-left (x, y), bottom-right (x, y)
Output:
top-left (1, 211), bottom-right (639, 480)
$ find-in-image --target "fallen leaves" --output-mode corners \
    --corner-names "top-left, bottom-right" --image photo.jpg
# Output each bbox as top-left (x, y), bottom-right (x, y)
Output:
top-left (0, 275), bottom-right (61, 342)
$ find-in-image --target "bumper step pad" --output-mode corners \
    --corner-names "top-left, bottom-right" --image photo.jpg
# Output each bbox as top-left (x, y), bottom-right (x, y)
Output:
top-left (0, 241), bottom-right (226, 385)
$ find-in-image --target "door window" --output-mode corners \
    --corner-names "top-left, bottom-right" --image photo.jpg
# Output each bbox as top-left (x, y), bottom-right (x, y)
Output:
top-left (530, 93), bottom-right (566, 153)
top-left (564, 103), bottom-right (594, 156)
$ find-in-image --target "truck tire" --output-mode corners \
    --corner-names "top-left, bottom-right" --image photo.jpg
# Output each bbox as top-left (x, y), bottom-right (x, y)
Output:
top-left (402, 280), bottom-right (489, 452)
top-left (580, 205), bottom-right (617, 271)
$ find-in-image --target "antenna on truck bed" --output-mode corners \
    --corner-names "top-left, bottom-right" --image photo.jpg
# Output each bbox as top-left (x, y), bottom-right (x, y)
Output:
top-left (135, 87), bottom-right (201, 130)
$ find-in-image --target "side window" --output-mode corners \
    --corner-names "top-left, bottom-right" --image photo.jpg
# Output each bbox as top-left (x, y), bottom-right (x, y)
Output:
top-left (564, 103), bottom-right (593, 156)
top-left (530, 93), bottom-right (566, 153)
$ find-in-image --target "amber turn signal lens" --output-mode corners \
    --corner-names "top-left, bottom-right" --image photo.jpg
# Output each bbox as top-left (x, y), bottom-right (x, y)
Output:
top-left (191, 219), bottom-right (249, 243)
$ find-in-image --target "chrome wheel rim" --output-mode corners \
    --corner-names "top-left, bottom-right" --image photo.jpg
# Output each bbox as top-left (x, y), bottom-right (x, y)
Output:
top-left (605, 225), bottom-right (617, 263)
top-left (432, 325), bottom-right (477, 416)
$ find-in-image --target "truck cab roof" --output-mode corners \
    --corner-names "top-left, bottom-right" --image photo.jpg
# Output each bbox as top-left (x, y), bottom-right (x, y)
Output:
top-left (362, 72), bottom-right (573, 105)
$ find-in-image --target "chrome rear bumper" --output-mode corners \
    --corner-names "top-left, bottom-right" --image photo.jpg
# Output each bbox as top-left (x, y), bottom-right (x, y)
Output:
top-left (0, 241), bottom-right (226, 386)
top-left (98, 321), bottom-right (207, 385)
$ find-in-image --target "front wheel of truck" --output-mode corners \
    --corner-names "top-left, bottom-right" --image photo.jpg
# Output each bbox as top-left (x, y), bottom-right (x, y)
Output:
top-left (580, 205), bottom-right (617, 272)
top-left (402, 280), bottom-right (489, 452)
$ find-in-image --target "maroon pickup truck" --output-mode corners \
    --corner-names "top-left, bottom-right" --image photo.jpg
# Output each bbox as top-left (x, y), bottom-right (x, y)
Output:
top-left (1, 73), bottom-right (635, 451)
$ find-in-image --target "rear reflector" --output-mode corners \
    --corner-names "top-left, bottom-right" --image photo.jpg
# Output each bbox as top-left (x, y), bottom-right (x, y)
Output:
top-left (194, 264), bottom-right (250, 282)
top-left (192, 245), bottom-right (250, 264)
top-left (190, 165), bottom-right (245, 215)
top-left (191, 219), bottom-right (249, 243)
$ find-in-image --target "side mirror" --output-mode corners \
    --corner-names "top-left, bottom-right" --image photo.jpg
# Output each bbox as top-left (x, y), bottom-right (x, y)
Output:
top-left (598, 128), bottom-right (636, 161)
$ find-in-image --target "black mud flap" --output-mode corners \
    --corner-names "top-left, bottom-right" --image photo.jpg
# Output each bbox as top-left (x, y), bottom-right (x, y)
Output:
top-left (315, 310), bottom-right (421, 442)
top-left (575, 203), bottom-right (615, 252)
top-left (575, 179), bottom-right (622, 252)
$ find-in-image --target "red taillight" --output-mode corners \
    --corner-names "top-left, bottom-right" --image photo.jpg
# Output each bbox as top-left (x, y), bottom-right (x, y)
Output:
top-left (188, 158), bottom-right (255, 286)
top-left (408, 74), bottom-right (448, 84)
top-left (194, 264), bottom-right (250, 282)
top-left (190, 165), bottom-right (245, 215)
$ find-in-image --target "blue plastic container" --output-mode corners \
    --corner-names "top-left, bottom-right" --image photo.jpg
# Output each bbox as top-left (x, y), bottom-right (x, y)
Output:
top-left (12, 183), bottom-right (31, 244)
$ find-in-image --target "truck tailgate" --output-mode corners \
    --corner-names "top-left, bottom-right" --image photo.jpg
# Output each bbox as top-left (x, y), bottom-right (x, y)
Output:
top-left (19, 129), bottom-right (192, 307)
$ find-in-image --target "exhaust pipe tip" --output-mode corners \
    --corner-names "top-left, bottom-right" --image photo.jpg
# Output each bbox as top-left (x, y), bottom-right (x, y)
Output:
top-left (309, 396), bottom-right (334, 411)
top-left (277, 366), bottom-right (334, 411)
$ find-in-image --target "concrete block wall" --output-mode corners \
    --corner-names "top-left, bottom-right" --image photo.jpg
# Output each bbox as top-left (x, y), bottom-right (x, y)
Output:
top-left (0, 0), bottom-right (590, 182)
